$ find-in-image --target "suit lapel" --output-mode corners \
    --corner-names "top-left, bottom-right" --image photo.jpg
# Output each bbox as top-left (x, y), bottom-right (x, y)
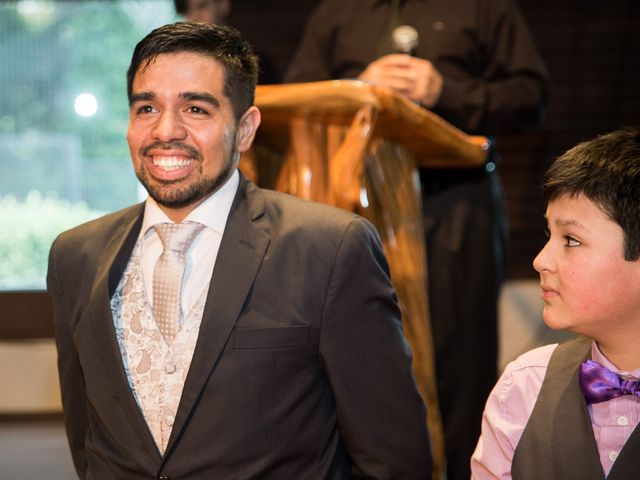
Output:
top-left (82, 204), bottom-right (162, 464)
top-left (165, 178), bottom-right (271, 455)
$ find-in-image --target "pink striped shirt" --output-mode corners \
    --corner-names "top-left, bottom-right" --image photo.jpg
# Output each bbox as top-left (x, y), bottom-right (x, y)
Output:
top-left (471, 340), bottom-right (640, 479)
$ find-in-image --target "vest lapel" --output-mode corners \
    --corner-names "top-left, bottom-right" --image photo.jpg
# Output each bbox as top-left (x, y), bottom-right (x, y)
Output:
top-left (512, 336), bottom-right (604, 480)
top-left (81, 204), bottom-right (162, 465)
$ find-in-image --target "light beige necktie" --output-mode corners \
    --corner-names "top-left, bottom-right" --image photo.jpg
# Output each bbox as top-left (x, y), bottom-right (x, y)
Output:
top-left (152, 222), bottom-right (204, 344)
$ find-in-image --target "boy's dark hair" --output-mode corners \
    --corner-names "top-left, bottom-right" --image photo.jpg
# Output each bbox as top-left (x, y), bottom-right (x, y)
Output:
top-left (543, 127), bottom-right (640, 261)
top-left (127, 21), bottom-right (258, 120)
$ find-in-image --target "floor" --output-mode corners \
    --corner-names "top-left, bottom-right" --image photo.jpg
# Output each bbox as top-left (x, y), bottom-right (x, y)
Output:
top-left (0, 420), bottom-right (76, 479)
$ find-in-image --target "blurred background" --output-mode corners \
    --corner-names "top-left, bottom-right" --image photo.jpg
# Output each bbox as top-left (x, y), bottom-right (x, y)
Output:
top-left (0, 0), bottom-right (638, 477)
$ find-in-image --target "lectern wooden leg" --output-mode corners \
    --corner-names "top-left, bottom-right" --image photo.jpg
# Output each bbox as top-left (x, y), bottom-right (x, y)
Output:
top-left (253, 113), bottom-right (445, 479)
top-left (328, 105), bottom-right (378, 210)
top-left (277, 118), bottom-right (330, 202)
top-left (362, 140), bottom-right (445, 480)
top-left (325, 115), bottom-right (445, 478)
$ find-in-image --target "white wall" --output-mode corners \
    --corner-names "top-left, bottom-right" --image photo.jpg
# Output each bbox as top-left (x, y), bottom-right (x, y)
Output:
top-left (0, 339), bottom-right (61, 413)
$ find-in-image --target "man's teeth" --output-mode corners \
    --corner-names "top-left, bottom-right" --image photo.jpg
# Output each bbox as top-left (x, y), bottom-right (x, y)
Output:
top-left (153, 156), bottom-right (191, 171)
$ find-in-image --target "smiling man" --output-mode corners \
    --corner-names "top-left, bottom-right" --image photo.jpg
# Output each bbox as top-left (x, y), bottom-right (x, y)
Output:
top-left (47, 22), bottom-right (431, 479)
top-left (127, 50), bottom-right (258, 220)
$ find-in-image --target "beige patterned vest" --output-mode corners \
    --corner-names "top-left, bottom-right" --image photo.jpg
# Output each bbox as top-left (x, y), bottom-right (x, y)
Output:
top-left (110, 239), bottom-right (209, 454)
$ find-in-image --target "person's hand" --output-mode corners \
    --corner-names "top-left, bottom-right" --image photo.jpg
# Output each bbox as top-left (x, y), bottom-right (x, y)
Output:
top-left (358, 54), bottom-right (443, 107)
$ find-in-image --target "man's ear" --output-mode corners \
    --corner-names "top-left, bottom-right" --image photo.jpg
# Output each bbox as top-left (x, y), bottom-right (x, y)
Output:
top-left (235, 106), bottom-right (261, 153)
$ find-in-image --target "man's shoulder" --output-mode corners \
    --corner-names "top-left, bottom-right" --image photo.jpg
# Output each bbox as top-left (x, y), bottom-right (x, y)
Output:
top-left (253, 185), bottom-right (362, 227)
top-left (248, 185), bottom-right (381, 248)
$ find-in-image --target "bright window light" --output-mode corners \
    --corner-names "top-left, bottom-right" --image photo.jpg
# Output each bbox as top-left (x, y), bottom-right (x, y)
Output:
top-left (74, 93), bottom-right (98, 117)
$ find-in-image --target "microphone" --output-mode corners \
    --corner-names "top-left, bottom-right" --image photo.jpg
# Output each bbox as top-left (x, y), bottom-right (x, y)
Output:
top-left (391, 25), bottom-right (419, 55)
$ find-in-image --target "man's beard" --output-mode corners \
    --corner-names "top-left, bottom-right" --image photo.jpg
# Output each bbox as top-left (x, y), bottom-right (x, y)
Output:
top-left (136, 141), bottom-right (236, 209)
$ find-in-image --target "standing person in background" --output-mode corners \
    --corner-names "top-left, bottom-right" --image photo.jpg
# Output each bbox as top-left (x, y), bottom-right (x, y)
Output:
top-left (174, 0), bottom-right (278, 83)
top-left (174, 0), bottom-right (230, 24)
top-left (285, 1), bottom-right (549, 478)
top-left (48, 21), bottom-right (432, 479)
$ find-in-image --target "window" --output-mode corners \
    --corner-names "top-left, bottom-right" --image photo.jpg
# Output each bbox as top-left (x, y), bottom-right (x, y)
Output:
top-left (1, 0), bottom-right (176, 290)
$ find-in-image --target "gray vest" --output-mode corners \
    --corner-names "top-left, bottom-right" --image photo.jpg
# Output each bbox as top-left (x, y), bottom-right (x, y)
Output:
top-left (512, 336), bottom-right (640, 480)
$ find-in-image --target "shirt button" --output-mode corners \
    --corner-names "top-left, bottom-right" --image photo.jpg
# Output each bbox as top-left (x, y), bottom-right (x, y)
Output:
top-left (609, 451), bottom-right (619, 462)
top-left (164, 362), bottom-right (177, 374)
top-left (617, 416), bottom-right (629, 426)
top-left (164, 415), bottom-right (175, 427)
top-left (158, 475), bottom-right (171, 480)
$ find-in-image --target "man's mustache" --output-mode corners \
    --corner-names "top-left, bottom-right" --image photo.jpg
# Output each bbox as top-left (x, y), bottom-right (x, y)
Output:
top-left (140, 142), bottom-right (201, 160)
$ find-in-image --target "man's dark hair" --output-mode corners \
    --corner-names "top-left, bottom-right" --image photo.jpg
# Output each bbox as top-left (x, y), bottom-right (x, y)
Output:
top-left (127, 21), bottom-right (258, 120)
top-left (542, 127), bottom-right (640, 260)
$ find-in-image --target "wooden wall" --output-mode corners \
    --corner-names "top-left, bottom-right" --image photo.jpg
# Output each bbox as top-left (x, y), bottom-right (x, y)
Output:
top-left (229, 0), bottom-right (640, 279)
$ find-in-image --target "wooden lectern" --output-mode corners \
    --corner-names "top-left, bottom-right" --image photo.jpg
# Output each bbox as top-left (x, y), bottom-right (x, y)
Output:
top-left (242, 80), bottom-right (489, 479)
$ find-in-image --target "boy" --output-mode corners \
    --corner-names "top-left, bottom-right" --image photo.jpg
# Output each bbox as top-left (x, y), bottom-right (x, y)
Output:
top-left (471, 128), bottom-right (640, 480)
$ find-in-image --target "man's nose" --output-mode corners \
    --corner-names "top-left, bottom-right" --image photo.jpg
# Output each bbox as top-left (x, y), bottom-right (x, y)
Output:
top-left (152, 110), bottom-right (187, 142)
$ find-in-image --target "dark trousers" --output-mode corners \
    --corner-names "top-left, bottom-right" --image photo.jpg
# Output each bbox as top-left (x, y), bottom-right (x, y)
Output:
top-left (421, 167), bottom-right (507, 480)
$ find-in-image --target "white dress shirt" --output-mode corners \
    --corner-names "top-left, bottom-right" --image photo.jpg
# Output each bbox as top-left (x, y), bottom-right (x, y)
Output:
top-left (139, 169), bottom-right (239, 317)
top-left (112, 170), bottom-right (239, 452)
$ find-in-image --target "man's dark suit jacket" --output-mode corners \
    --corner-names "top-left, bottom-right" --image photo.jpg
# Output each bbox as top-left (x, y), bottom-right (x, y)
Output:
top-left (47, 174), bottom-right (432, 479)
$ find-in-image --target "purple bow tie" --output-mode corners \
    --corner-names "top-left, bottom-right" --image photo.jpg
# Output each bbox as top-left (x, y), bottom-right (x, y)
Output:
top-left (579, 360), bottom-right (640, 405)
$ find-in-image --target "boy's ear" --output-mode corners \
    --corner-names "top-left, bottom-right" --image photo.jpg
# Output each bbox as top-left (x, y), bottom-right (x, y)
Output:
top-left (235, 106), bottom-right (261, 153)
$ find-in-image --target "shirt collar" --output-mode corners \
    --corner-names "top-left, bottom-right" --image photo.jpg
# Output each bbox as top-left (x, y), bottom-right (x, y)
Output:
top-left (592, 340), bottom-right (640, 379)
top-left (140, 168), bottom-right (239, 237)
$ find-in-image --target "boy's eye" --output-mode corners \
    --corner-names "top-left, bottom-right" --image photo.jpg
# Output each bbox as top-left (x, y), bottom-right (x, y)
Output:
top-left (564, 235), bottom-right (581, 247)
top-left (543, 227), bottom-right (550, 238)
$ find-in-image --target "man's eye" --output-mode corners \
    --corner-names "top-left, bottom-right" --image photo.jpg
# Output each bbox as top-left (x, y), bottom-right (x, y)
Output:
top-left (188, 106), bottom-right (208, 114)
top-left (564, 236), bottom-right (581, 247)
top-left (136, 105), bottom-right (155, 114)
top-left (543, 228), bottom-right (550, 239)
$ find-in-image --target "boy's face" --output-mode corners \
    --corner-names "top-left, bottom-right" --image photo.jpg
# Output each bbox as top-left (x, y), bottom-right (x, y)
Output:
top-left (533, 193), bottom-right (640, 339)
